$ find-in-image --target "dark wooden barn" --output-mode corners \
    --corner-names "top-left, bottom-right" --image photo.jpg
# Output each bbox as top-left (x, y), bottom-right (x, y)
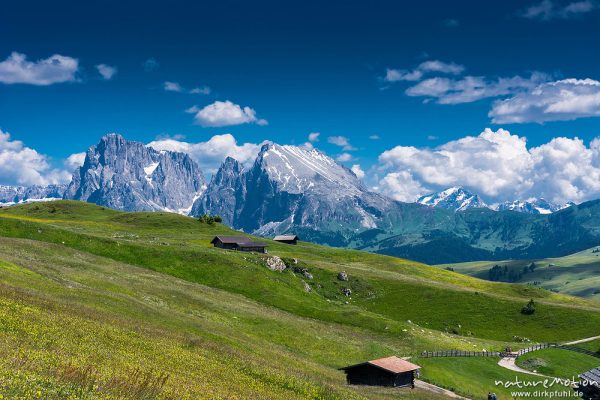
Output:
top-left (273, 235), bottom-right (299, 245)
top-left (578, 367), bottom-right (600, 400)
top-left (210, 236), bottom-right (267, 253)
top-left (340, 356), bottom-right (420, 388)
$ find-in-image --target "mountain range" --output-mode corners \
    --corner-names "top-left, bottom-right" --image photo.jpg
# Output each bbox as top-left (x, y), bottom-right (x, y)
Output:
top-left (1, 133), bottom-right (599, 264)
top-left (0, 184), bottom-right (67, 206)
top-left (416, 186), bottom-right (572, 214)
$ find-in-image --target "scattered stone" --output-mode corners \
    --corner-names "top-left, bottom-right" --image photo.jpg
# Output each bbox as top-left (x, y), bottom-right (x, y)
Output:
top-left (293, 266), bottom-right (313, 279)
top-left (303, 281), bottom-right (312, 293)
top-left (341, 287), bottom-right (352, 296)
top-left (337, 271), bottom-right (348, 281)
top-left (292, 258), bottom-right (298, 264)
top-left (265, 256), bottom-right (287, 272)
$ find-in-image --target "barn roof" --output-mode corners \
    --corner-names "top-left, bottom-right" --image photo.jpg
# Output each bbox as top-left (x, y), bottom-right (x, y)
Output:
top-left (211, 236), bottom-right (253, 244)
top-left (211, 236), bottom-right (267, 247)
top-left (580, 367), bottom-right (600, 387)
top-left (274, 235), bottom-right (299, 241)
top-left (340, 356), bottom-right (421, 374)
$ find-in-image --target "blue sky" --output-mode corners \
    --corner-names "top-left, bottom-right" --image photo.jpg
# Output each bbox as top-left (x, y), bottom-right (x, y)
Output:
top-left (1, 0), bottom-right (600, 204)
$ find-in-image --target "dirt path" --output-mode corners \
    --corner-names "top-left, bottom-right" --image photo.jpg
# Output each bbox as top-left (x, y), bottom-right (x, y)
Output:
top-left (496, 333), bottom-right (600, 376)
top-left (564, 335), bottom-right (600, 346)
top-left (497, 356), bottom-right (548, 377)
top-left (415, 379), bottom-right (471, 399)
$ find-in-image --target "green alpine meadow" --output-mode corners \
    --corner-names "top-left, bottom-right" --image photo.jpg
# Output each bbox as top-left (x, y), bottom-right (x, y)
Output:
top-left (0, 201), bottom-right (598, 399)
top-left (3, 2), bottom-right (600, 399)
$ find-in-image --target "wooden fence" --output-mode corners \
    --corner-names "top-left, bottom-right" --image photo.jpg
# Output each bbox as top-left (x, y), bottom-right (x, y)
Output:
top-left (558, 345), bottom-right (600, 359)
top-left (516, 343), bottom-right (558, 356)
top-left (420, 350), bottom-right (501, 358)
top-left (421, 343), bottom-right (600, 359)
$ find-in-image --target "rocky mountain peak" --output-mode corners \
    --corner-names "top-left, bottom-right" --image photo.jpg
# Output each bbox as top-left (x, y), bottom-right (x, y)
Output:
top-left (65, 134), bottom-right (205, 213)
top-left (192, 142), bottom-right (395, 238)
top-left (252, 143), bottom-right (362, 195)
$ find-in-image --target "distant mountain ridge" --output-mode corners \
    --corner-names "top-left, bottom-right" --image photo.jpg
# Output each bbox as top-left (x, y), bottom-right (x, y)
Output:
top-left (417, 187), bottom-right (487, 212)
top-left (494, 198), bottom-right (573, 214)
top-left (417, 186), bottom-right (572, 215)
top-left (0, 184), bottom-right (67, 205)
top-left (1, 133), bottom-right (599, 264)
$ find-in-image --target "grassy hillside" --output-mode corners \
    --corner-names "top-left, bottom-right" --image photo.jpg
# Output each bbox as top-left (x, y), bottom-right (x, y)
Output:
top-left (516, 348), bottom-right (600, 378)
top-left (0, 200), bottom-right (599, 399)
top-left (436, 247), bottom-right (600, 302)
top-left (577, 338), bottom-right (600, 354)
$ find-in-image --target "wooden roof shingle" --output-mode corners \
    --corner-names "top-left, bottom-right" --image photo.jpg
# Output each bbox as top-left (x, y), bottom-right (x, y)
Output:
top-left (340, 356), bottom-right (421, 374)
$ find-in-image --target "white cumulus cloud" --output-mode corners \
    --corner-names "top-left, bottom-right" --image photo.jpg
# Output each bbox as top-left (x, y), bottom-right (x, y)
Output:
top-left (164, 81), bottom-right (183, 92)
top-left (308, 132), bottom-right (320, 142)
top-left (376, 128), bottom-right (600, 204)
top-left (0, 129), bottom-right (72, 185)
top-left (351, 164), bottom-right (365, 179)
top-left (147, 133), bottom-right (264, 174)
top-left (385, 60), bottom-right (465, 82)
top-left (489, 78), bottom-right (600, 124)
top-left (327, 135), bottom-right (356, 151)
top-left (95, 64), bottom-right (117, 80)
top-left (65, 152), bottom-right (86, 170)
top-left (0, 52), bottom-right (79, 85)
top-left (191, 100), bottom-right (267, 127)
top-left (406, 73), bottom-right (549, 105)
top-left (336, 153), bottom-right (352, 162)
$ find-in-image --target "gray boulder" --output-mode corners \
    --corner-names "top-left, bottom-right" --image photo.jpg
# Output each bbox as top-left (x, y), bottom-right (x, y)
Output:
top-left (265, 256), bottom-right (286, 272)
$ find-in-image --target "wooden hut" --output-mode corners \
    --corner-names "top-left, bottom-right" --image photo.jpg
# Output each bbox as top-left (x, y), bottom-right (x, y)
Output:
top-left (210, 236), bottom-right (267, 253)
top-left (578, 367), bottom-right (600, 400)
top-left (340, 356), bottom-right (420, 387)
top-left (273, 235), bottom-right (299, 245)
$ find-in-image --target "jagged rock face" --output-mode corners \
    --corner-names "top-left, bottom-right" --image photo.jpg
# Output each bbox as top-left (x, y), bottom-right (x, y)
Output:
top-left (190, 156), bottom-right (244, 223)
top-left (0, 184), bottom-right (67, 205)
top-left (418, 187), bottom-right (488, 212)
top-left (65, 133), bottom-right (205, 212)
top-left (192, 143), bottom-right (397, 240)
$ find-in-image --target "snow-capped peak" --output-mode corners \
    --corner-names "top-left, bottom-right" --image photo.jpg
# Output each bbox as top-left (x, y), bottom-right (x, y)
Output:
top-left (494, 198), bottom-right (573, 214)
top-left (257, 143), bottom-right (362, 194)
top-left (417, 187), bottom-right (575, 215)
top-left (417, 187), bottom-right (487, 212)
